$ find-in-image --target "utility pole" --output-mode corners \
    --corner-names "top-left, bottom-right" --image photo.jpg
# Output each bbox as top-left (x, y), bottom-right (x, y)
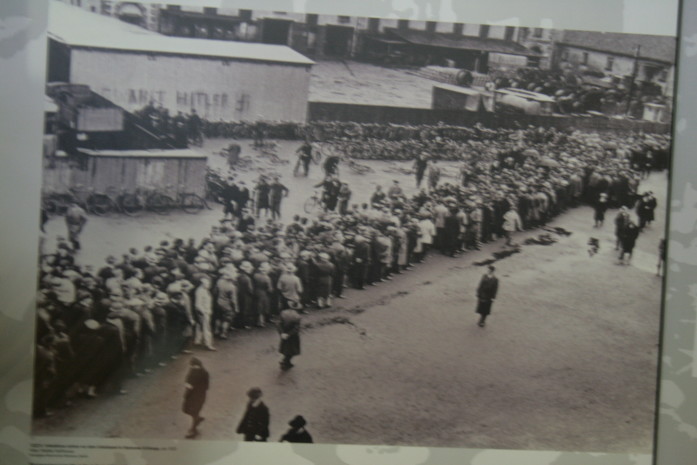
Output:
top-left (625, 44), bottom-right (641, 116)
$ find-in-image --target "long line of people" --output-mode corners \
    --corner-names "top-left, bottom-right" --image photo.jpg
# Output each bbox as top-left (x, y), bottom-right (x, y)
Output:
top-left (33, 125), bottom-right (662, 419)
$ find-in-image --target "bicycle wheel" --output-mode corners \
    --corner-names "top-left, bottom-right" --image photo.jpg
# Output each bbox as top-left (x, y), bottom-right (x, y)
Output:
top-left (147, 193), bottom-right (174, 215)
top-left (87, 194), bottom-right (115, 216)
top-left (120, 194), bottom-right (144, 216)
top-left (180, 194), bottom-right (205, 214)
top-left (303, 196), bottom-right (319, 214)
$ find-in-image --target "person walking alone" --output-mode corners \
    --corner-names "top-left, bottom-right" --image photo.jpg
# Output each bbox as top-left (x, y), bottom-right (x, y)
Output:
top-left (182, 357), bottom-right (209, 438)
top-left (278, 306), bottom-right (301, 370)
top-left (236, 387), bottom-right (270, 442)
top-left (475, 265), bottom-right (499, 328)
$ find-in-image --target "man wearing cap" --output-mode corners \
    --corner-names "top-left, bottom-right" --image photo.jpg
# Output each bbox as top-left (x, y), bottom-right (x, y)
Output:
top-left (594, 192), bottom-right (609, 227)
top-left (278, 306), bottom-right (302, 369)
top-left (65, 201), bottom-right (87, 251)
top-left (387, 180), bottom-right (403, 201)
top-left (269, 176), bottom-right (289, 221)
top-left (237, 387), bottom-right (270, 441)
top-left (277, 263), bottom-right (303, 310)
top-left (314, 252), bottom-right (335, 308)
top-left (237, 261), bottom-right (256, 329)
top-left (475, 265), bottom-right (499, 328)
top-left (413, 152), bottom-right (428, 189)
top-left (194, 276), bottom-right (216, 351)
top-left (214, 266), bottom-right (238, 339)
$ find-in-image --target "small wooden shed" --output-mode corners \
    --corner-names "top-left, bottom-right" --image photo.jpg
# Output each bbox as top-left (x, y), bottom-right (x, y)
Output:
top-left (43, 149), bottom-right (208, 197)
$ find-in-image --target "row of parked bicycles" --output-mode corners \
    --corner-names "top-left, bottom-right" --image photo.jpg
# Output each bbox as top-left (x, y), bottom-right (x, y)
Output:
top-left (42, 185), bottom-right (210, 217)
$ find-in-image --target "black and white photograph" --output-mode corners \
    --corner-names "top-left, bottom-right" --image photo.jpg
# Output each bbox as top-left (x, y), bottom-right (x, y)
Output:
top-left (33, 0), bottom-right (676, 453)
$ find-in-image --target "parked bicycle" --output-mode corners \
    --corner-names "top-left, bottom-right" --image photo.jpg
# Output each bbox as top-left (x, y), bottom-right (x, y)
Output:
top-left (163, 184), bottom-right (209, 214)
top-left (118, 187), bottom-right (172, 216)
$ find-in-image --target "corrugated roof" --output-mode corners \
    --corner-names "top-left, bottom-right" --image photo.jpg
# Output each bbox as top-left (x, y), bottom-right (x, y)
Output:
top-left (385, 28), bottom-right (537, 57)
top-left (78, 148), bottom-right (208, 159)
top-left (48, 1), bottom-right (314, 66)
top-left (560, 30), bottom-right (676, 64)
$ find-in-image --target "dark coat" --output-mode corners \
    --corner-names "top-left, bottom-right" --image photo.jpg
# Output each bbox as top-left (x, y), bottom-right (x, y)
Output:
top-left (182, 366), bottom-right (209, 416)
top-left (278, 309), bottom-right (301, 357)
top-left (476, 274), bottom-right (499, 316)
top-left (236, 400), bottom-right (270, 440)
top-left (280, 428), bottom-right (313, 443)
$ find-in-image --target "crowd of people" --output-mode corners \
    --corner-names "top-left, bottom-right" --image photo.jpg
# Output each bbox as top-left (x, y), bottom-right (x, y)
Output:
top-left (134, 102), bottom-right (203, 148)
top-left (33, 124), bottom-right (666, 427)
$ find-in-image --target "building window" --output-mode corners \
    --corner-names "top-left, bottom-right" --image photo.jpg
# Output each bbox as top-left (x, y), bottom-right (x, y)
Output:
top-left (398, 19), bottom-right (409, 31)
top-left (504, 26), bottom-right (515, 41)
top-left (166, 4), bottom-right (181, 11)
top-left (605, 56), bottom-right (614, 71)
top-left (561, 50), bottom-right (569, 61)
top-left (306, 14), bottom-right (318, 27)
top-left (453, 23), bottom-right (464, 35)
top-left (582, 51), bottom-right (589, 65)
top-left (368, 17), bottom-right (380, 33)
top-left (479, 24), bottom-right (489, 38)
top-left (426, 21), bottom-right (437, 33)
top-left (239, 9), bottom-right (252, 21)
top-left (533, 27), bottom-right (543, 38)
top-left (338, 16), bottom-right (351, 24)
top-left (203, 7), bottom-right (217, 16)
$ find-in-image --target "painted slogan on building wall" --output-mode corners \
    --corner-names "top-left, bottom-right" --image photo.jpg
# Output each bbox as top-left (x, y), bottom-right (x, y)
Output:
top-left (97, 87), bottom-right (251, 115)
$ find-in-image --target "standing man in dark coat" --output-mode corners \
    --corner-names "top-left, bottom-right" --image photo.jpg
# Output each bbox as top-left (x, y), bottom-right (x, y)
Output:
top-left (183, 357), bottom-right (209, 438)
top-left (278, 307), bottom-right (301, 370)
top-left (475, 265), bottom-right (499, 328)
top-left (237, 387), bottom-right (270, 441)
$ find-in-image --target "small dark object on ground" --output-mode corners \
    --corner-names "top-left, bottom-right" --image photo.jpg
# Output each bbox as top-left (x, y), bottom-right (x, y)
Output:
top-left (524, 234), bottom-right (557, 246)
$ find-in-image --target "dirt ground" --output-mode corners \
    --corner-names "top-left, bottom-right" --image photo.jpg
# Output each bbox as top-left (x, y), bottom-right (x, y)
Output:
top-left (35, 139), bottom-right (667, 453)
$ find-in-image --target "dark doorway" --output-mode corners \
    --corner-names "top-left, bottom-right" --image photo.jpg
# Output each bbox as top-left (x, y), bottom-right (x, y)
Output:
top-left (324, 25), bottom-right (353, 57)
top-left (262, 19), bottom-right (292, 45)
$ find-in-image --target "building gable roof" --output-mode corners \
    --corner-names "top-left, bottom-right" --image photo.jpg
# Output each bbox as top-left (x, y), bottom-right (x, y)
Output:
top-left (48, 1), bottom-right (314, 66)
top-left (385, 28), bottom-right (538, 57)
top-left (559, 30), bottom-right (676, 64)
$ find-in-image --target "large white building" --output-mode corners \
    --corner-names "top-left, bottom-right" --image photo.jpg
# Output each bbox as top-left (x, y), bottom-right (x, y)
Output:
top-left (47, 1), bottom-right (314, 122)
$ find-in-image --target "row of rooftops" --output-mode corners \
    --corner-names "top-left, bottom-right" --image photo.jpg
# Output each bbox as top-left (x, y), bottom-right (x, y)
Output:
top-left (48, 1), bottom-right (315, 66)
top-left (49, 1), bottom-right (675, 67)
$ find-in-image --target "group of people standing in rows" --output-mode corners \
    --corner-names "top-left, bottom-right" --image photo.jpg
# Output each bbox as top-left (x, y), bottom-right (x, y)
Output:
top-left (33, 124), bottom-right (667, 444)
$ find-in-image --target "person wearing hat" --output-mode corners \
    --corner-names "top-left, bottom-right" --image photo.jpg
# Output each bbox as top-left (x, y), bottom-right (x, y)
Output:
top-left (338, 182), bottom-right (352, 216)
top-left (280, 415), bottom-right (313, 443)
top-left (193, 276), bottom-right (216, 351)
top-left (475, 265), bottom-right (499, 328)
top-left (214, 266), bottom-right (238, 339)
top-left (501, 205), bottom-right (522, 247)
top-left (237, 261), bottom-right (256, 329)
top-left (594, 192), bottom-right (609, 227)
top-left (314, 252), bottom-right (335, 308)
top-left (236, 387), bottom-right (270, 441)
top-left (413, 152), bottom-right (429, 189)
top-left (253, 262), bottom-right (273, 327)
top-left (269, 176), bottom-right (289, 221)
top-left (64, 200), bottom-right (87, 252)
top-left (277, 263), bottom-right (303, 311)
top-left (183, 357), bottom-right (209, 438)
top-left (614, 206), bottom-right (632, 251)
top-left (278, 305), bottom-right (302, 370)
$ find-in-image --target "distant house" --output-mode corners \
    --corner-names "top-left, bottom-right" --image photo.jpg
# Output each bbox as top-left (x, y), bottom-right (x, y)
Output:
top-left (553, 31), bottom-right (676, 97)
